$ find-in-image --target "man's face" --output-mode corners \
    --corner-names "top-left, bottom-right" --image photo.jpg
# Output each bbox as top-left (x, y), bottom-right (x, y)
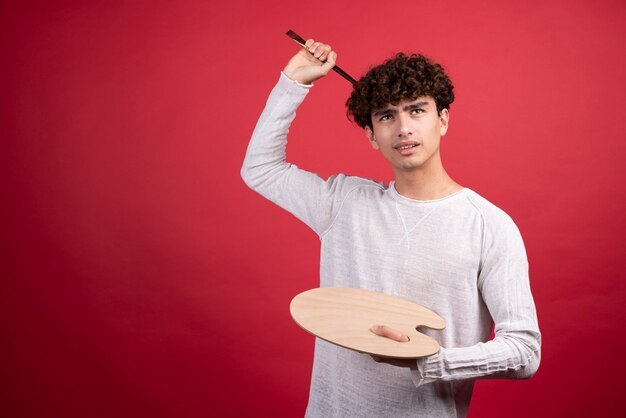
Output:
top-left (365, 96), bottom-right (449, 174)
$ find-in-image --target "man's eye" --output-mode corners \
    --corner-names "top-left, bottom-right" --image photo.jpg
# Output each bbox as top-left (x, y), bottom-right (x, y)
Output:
top-left (380, 114), bottom-right (392, 121)
top-left (411, 109), bottom-right (424, 115)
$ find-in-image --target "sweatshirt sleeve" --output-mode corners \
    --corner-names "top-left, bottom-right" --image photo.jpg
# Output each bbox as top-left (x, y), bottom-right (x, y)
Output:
top-left (241, 73), bottom-right (369, 236)
top-left (411, 207), bottom-right (541, 386)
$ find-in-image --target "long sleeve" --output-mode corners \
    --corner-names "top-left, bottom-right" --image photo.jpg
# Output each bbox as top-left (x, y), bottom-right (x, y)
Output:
top-left (241, 73), bottom-right (378, 236)
top-left (412, 208), bottom-right (541, 386)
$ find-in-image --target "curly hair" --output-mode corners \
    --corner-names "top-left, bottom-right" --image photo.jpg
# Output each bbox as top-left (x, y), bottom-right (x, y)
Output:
top-left (346, 53), bottom-right (455, 129)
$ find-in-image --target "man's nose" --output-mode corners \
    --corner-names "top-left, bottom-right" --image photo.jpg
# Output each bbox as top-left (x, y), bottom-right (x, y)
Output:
top-left (397, 113), bottom-right (413, 137)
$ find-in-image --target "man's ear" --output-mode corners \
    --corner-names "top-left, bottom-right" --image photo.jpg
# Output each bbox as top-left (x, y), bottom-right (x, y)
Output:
top-left (365, 125), bottom-right (379, 150)
top-left (439, 108), bottom-right (449, 136)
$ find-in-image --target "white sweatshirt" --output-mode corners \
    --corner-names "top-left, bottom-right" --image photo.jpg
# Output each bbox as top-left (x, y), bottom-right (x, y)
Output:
top-left (241, 73), bottom-right (541, 418)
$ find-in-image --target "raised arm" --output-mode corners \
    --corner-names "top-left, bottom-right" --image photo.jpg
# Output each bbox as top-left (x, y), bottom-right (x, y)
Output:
top-left (241, 40), bottom-right (366, 236)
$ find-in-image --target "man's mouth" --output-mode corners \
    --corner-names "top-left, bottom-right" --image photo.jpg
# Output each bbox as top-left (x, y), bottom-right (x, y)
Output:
top-left (394, 141), bottom-right (420, 153)
top-left (393, 141), bottom-right (421, 156)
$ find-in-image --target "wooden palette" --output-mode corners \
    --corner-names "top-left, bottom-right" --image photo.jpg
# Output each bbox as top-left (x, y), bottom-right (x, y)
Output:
top-left (290, 287), bottom-right (445, 359)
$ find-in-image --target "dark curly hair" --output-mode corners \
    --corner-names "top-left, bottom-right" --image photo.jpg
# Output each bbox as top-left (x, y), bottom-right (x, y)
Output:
top-left (346, 53), bottom-right (455, 129)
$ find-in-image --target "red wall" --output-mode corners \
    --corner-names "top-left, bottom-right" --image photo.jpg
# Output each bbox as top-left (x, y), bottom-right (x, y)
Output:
top-left (2, 1), bottom-right (625, 417)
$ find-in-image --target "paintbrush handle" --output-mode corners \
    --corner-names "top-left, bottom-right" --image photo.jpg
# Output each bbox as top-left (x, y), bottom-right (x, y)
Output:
top-left (285, 30), bottom-right (356, 85)
top-left (332, 66), bottom-right (356, 84)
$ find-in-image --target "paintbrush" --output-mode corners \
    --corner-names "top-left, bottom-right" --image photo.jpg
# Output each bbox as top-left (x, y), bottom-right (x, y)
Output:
top-left (285, 30), bottom-right (356, 85)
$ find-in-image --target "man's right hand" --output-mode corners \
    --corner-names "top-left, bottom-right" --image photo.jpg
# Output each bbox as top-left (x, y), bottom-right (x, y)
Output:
top-left (282, 39), bottom-right (337, 85)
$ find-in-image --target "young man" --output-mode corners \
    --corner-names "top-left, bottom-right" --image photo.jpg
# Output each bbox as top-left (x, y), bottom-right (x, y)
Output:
top-left (241, 39), bottom-right (540, 417)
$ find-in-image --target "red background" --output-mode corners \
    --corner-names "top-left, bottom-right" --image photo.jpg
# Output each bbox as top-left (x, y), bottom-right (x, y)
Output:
top-left (2, 1), bottom-right (625, 417)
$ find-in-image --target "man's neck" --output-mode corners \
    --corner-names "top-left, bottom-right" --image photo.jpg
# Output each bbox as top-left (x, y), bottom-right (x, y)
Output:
top-left (393, 167), bottom-right (463, 201)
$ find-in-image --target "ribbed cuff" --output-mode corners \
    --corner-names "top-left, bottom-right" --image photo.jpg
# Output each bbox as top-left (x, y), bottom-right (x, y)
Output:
top-left (410, 350), bottom-right (444, 388)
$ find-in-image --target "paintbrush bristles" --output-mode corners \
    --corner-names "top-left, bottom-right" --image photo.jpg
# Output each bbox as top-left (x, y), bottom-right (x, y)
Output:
top-left (286, 30), bottom-right (306, 47)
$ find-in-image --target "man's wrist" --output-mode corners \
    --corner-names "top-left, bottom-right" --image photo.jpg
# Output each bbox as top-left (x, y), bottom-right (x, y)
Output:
top-left (280, 71), bottom-right (313, 88)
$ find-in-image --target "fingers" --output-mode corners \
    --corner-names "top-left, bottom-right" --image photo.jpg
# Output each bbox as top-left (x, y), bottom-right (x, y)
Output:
top-left (324, 50), bottom-right (337, 67)
top-left (369, 325), bottom-right (410, 342)
top-left (305, 39), bottom-right (334, 63)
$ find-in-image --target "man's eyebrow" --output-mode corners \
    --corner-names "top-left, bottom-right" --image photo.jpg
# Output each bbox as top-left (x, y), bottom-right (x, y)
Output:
top-left (372, 107), bottom-right (396, 117)
top-left (403, 101), bottom-right (430, 110)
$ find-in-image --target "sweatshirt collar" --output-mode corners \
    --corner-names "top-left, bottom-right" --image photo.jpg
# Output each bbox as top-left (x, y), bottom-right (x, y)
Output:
top-left (388, 181), bottom-right (469, 206)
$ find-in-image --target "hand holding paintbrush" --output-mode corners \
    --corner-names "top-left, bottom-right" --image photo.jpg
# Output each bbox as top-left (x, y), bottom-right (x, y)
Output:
top-left (283, 36), bottom-right (338, 85)
top-left (285, 30), bottom-right (356, 84)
